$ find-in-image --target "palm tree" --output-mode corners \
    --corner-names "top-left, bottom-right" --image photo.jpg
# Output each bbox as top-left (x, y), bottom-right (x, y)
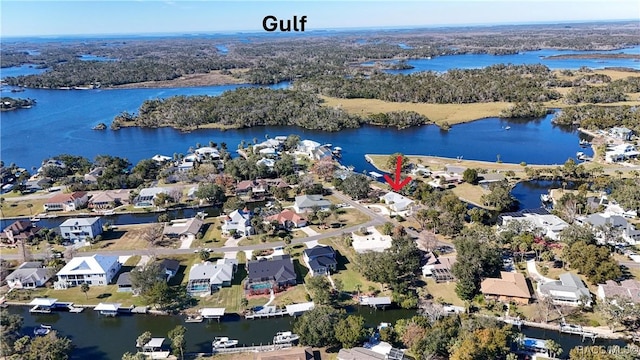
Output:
top-left (26, 203), bottom-right (34, 216)
top-left (545, 339), bottom-right (562, 359)
top-left (80, 282), bottom-right (90, 299)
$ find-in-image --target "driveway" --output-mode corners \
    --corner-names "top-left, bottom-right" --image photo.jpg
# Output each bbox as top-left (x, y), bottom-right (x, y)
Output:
top-left (299, 226), bottom-right (319, 237)
top-left (526, 259), bottom-right (555, 284)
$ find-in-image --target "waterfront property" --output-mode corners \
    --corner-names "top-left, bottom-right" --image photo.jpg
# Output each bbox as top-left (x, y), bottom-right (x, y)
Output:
top-left (58, 216), bottom-right (103, 243)
top-left (235, 179), bottom-right (268, 198)
top-left (134, 187), bottom-right (167, 207)
top-left (162, 217), bottom-right (204, 239)
top-left (480, 271), bottom-right (532, 304)
top-left (246, 255), bottom-right (297, 294)
top-left (302, 245), bottom-right (337, 276)
top-left (605, 144), bottom-right (640, 163)
top-left (380, 192), bottom-right (413, 213)
top-left (609, 127), bottom-right (634, 141)
top-left (158, 258), bottom-right (180, 281)
top-left (28, 298), bottom-right (58, 313)
top-left (6, 261), bottom-right (52, 289)
top-left (576, 212), bottom-right (640, 245)
top-left (221, 208), bottom-right (254, 236)
top-left (421, 252), bottom-right (457, 283)
top-left (94, 302), bottom-right (120, 317)
top-left (597, 279), bottom-right (640, 304)
top-left (498, 208), bottom-right (568, 241)
top-left (0, 220), bottom-right (43, 244)
top-left (293, 195), bottom-right (332, 213)
top-left (54, 254), bottom-right (121, 288)
top-left (338, 347), bottom-right (387, 360)
top-left (265, 209), bottom-right (307, 229)
top-left (43, 191), bottom-right (88, 212)
top-left (538, 272), bottom-right (592, 307)
top-left (87, 189), bottom-right (132, 209)
top-left (187, 258), bottom-right (238, 295)
top-left (116, 272), bottom-right (133, 292)
top-left (360, 296), bottom-right (392, 309)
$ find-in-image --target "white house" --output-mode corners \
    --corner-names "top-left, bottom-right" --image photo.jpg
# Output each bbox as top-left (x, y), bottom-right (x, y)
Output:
top-left (297, 139), bottom-right (321, 158)
top-left (6, 261), bottom-right (51, 289)
top-left (498, 209), bottom-right (568, 240)
top-left (134, 187), bottom-right (168, 207)
top-left (43, 191), bottom-right (88, 212)
top-left (537, 272), bottom-right (592, 307)
top-left (194, 146), bottom-right (221, 160)
top-left (151, 154), bottom-right (172, 163)
top-left (221, 208), bottom-right (253, 236)
top-left (380, 192), bottom-right (413, 212)
top-left (609, 127), bottom-right (634, 141)
top-left (605, 144), bottom-right (640, 163)
top-left (186, 258), bottom-right (238, 295)
top-left (576, 213), bottom-right (640, 245)
top-left (59, 217), bottom-right (103, 243)
top-left (293, 195), bottom-right (332, 213)
top-left (55, 254), bottom-right (121, 288)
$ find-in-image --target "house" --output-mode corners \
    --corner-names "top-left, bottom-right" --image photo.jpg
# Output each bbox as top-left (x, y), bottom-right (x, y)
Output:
top-left (0, 220), bottom-right (43, 245)
top-left (151, 154), bottom-right (172, 163)
top-left (235, 179), bottom-right (268, 198)
top-left (605, 144), bottom-right (640, 163)
top-left (257, 158), bottom-right (276, 168)
top-left (265, 209), bottom-right (307, 229)
top-left (55, 254), bottom-right (121, 288)
top-left (478, 173), bottom-right (506, 190)
top-left (380, 192), bottom-right (413, 212)
top-left (158, 259), bottom-right (181, 281)
top-left (538, 272), bottom-right (592, 307)
top-left (421, 252), bottom-right (456, 283)
top-left (221, 208), bottom-right (253, 236)
top-left (6, 261), bottom-right (51, 289)
top-left (59, 217), bottom-right (103, 243)
top-left (194, 146), bottom-right (221, 160)
top-left (338, 347), bottom-right (386, 360)
top-left (428, 171), bottom-right (463, 188)
top-left (162, 217), bottom-right (204, 239)
top-left (134, 187), bottom-right (168, 207)
top-left (246, 255), bottom-right (297, 293)
top-left (576, 213), bottom-right (640, 245)
top-left (303, 245), bottom-right (337, 276)
top-left (297, 139), bottom-right (321, 158)
top-left (293, 195), bottom-right (332, 213)
top-left (351, 226), bottom-right (392, 253)
top-left (187, 258), bottom-right (238, 295)
top-left (498, 208), bottom-right (568, 240)
top-left (83, 167), bottom-right (104, 183)
top-left (597, 279), bottom-right (640, 304)
top-left (88, 189), bottom-right (131, 209)
top-left (43, 191), bottom-right (88, 212)
top-left (37, 159), bottom-right (66, 174)
top-left (116, 272), bottom-right (133, 292)
top-left (609, 127), bottom-right (634, 141)
top-left (480, 272), bottom-right (532, 304)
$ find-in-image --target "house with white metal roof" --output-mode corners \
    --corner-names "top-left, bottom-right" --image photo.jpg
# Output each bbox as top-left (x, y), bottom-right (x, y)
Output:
top-left (54, 254), bottom-right (121, 288)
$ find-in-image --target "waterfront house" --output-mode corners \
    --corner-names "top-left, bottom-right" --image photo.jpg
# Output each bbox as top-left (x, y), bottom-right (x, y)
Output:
top-left (421, 252), bottom-right (456, 283)
top-left (0, 220), bottom-right (43, 245)
top-left (246, 255), bottom-right (297, 294)
top-left (55, 254), bottom-right (121, 288)
top-left (88, 189), bottom-right (131, 209)
top-left (162, 217), bottom-right (203, 239)
top-left (235, 179), bottom-right (268, 198)
top-left (538, 272), bottom-right (592, 307)
top-left (194, 146), bottom-right (221, 160)
top-left (116, 272), bottom-right (133, 292)
top-left (134, 187), bottom-right (167, 207)
top-left (187, 258), bottom-right (237, 295)
top-left (158, 259), bottom-right (180, 281)
top-left (37, 159), bottom-right (66, 174)
top-left (480, 272), bottom-right (532, 304)
top-left (351, 226), bottom-right (392, 253)
top-left (498, 208), bottom-right (568, 240)
top-left (297, 139), bottom-right (321, 158)
top-left (380, 192), bottom-right (413, 213)
top-left (43, 191), bottom-right (88, 212)
top-left (605, 144), bottom-right (640, 163)
top-left (6, 261), bottom-right (51, 289)
top-left (597, 279), bottom-right (640, 304)
top-left (58, 217), bottom-right (103, 243)
top-left (576, 212), bottom-right (640, 245)
top-left (265, 209), bottom-right (307, 229)
top-left (609, 127), bottom-right (634, 141)
top-left (221, 208), bottom-right (253, 236)
top-left (302, 245), bottom-right (337, 276)
top-left (151, 154), bottom-right (172, 164)
top-left (293, 195), bottom-right (332, 213)
top-left (83, 167), bottom-right (104, 184)
top-left (338, 347), bottom-right (387, 360)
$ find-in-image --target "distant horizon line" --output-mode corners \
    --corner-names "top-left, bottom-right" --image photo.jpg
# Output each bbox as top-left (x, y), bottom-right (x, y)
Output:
top-left (2, 18), bottom-right (637, 39)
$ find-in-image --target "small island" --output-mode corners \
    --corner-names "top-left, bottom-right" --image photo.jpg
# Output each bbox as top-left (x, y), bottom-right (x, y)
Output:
top-left (0, 97), bottom-right (35, 111)
top-left (93, 122), bottom-right (107, 130)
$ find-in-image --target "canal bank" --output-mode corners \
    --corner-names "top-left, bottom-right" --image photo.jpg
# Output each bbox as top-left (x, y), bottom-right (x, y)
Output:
top-left (6, 305), bottom-right (630, 360)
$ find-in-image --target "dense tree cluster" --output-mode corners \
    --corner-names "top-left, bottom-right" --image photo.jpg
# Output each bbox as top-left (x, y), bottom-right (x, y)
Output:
top-left (562, 240), bottom-right (622, 284)
top-left (297, 64), bottom-right (561, 103)
top-left (0, 97), bottom-right (36, 111)
top-left (499, 101), bottom-right (547, 118)
top-left (1, 310), bottom-right (74, 359)
top-left (552, 104), bottom-right (640, 132)
top-left (609, 179), bottom-right (640, 213)
top-left (410, 187), bottom-right (467, 236)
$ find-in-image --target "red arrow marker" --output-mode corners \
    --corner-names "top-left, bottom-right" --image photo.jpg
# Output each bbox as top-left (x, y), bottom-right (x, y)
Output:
top-left (384, 155), bottom-right (412, 191)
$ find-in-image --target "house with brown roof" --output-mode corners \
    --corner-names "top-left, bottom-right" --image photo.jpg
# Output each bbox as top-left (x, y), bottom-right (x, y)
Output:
top-left (480, 272), bottom-right (532, 304)
top-left (235, 179), bottom-right (268, 198)
top-left (597, 279), bottom-right (640, 304)
top-left (88, 189), bottom-right (131, 209)
top-left (0, 220), bottom-right (43, 244)
top-left (265, 209), bottom-right (307, 229)
top-left (43, 191), bottom-right (88, 212)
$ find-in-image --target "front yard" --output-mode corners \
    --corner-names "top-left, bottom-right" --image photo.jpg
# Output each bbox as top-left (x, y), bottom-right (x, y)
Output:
top-left (319, 237), bottom-right (384, 294)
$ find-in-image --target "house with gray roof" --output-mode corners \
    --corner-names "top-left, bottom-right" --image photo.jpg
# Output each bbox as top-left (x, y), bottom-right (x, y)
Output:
top-left (246, 255), bottom-right (297, 293)
top-left (162, 217), bottom-right (204, 239)
top-left (134, 187), bottom-right (168, 207)
top-left (6, 261), bottom-right (52, 289)
top-left (293, 195), bottom-right (332, 213)
top-left (609, 127), bottom-right (634, 141)
top-left (576, 213), bottom-right (640, 245)
top-left (186, 258), bottom-right (238, 295)
top-left (303, 245), bottom-right (337, 276)
top-left (538, 272), bottom-right (592, 307)
top-left (59, 216), bottom-right (103, 243)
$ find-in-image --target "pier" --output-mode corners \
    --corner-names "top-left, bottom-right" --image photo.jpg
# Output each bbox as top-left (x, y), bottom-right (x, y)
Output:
top-left (200, 307), bottom-right (225, 322)
top-left (212, 343), bottom-right (292, 354)
top-left (559, 323), bottom-right (598, 342)
top-left (244, 302), bottom-right (315, 319)
top-left (360, 296), bottom-right (392, 310)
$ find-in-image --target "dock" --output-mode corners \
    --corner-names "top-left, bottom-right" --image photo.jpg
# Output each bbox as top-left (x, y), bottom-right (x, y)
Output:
top-left (360, 296), bottom-right (392, 309)
top-left (559, 323), bottom-right (598, 342)
top-left (200, 307), bottom-right (225, 321)
top-left (212, 343), bottom-right (292, 354)
top-left (244, 302), bottom-right (315, 319)
top-left (94, 302), bottom-right (121, 317)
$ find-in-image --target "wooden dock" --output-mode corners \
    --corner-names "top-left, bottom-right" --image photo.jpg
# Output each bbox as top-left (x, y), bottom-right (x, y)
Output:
top-left (244, 306), bottom-right (288, 319)
top-left (212, 343), bottom-right (292, 354)
top-left (559, 323), bottom-right (598, 342)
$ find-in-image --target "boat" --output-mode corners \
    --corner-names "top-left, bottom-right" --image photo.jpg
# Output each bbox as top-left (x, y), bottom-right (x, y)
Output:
top-left (33, 324), bottom-right (52, 336)
top-left (322, 143), bottom-right (332, 148)
top-left (576, 151), bottom-right (586, 160)
top-left (29, 217), bottom-right (41, 222)
top-left (504, 126), bottom-right (511, 130)
top-left (540, 194), bottom-right (551, 203)
top-left (212, 337), bottom-right (239, 348)
top-left (184, 314), bottom-right (203, 323)
top-left (273, 331), bottom-right (300, 344)
top-left (579, 139), bottom-right (590, 147)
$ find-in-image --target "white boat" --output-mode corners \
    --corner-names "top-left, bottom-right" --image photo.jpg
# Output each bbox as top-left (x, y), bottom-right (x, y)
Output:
top-left (540, 194), bottom-right (551, 203)
top-left (212, 337), bottom-right (238, 348)
top-left (184, 315), bottom-right (203, 323)
top-left (273, 331), bottom-right (300, 344)
top-left (579, 139), bottom-right (590, 146)
top-left (504, 126), bottom-right (511, 130)
top-left (33, 324), bottom-right (52, 336)
top-left (29, 217), bottom-right (41, 222)
top-left (576, 151), bottom-right (586, 160)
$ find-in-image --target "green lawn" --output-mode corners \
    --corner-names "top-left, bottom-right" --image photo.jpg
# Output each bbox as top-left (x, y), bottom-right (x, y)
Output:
top-left (191, 218), bottom-right (225, 248)
top-left (319, 237), bottom-right (382, 294)
top-left (9, 285), bottom-right (144, 307)
top-left (423, 278), bottom-right (465, 307)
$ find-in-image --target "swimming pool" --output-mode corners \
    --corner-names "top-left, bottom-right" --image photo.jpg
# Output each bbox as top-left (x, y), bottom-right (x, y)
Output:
top-left (249, 282), bottom-right (272, 290)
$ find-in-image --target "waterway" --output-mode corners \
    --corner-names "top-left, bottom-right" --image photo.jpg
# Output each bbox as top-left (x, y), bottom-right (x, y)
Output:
top-left (6, 306), bottom-right (627, 360)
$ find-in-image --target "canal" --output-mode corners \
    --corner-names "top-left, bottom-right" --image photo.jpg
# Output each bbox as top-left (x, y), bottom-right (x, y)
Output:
top-left (7, 306), bottom-right (628, 359)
